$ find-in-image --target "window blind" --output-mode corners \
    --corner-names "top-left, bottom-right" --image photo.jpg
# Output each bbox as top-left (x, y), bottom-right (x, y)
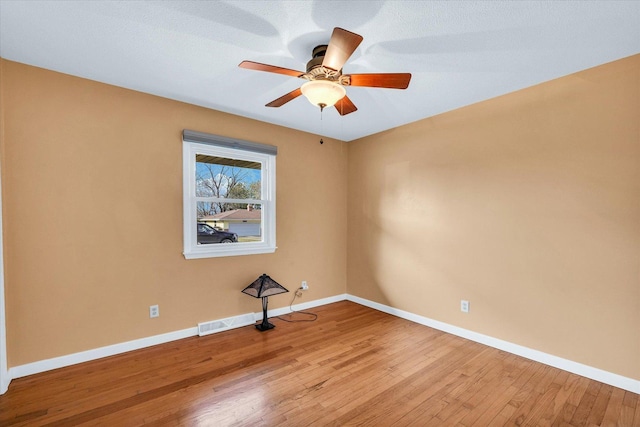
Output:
top-left (183, 130), bottom-right (277, 156)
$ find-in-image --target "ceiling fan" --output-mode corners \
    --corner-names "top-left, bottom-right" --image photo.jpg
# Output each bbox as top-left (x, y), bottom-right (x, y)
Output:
top-left (239, 27), bottom-right (411, 116)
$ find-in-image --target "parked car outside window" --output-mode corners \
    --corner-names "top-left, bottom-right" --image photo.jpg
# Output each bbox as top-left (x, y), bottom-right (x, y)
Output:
top-left (197, 223), bottom-right (238, 244)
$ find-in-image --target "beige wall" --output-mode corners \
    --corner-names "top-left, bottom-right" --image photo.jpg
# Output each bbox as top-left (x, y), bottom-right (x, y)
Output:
top-left (1, 54), bottom-right (638, 381)
top-left (0, 59), bottom-right (347, 367)
top-left (347, 55), bottom-right (640, 380)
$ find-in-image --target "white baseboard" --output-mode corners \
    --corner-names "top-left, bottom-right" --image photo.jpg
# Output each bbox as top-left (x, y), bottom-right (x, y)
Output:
top-left (10, 327), bottom-right (199, 380)
top-left (5, 293), bottom-right (638, 395)
top-left (265, 293), bottom-right (347, 319)
top-left (347, 294), bottom-right (640, 394)
top-left (7, 294), bottom-right (348, 385)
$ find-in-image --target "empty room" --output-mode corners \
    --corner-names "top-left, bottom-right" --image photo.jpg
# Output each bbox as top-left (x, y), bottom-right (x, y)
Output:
top-left (0, 1), bottom-right (638, 425)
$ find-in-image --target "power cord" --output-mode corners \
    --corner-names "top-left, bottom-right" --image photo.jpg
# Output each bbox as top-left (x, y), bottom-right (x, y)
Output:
top-left (276, 288), bottom-right (318, 323)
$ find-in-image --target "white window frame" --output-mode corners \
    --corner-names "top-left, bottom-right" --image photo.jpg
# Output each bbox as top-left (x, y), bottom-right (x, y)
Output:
top-left (182, 134), bottom-right (276, 259)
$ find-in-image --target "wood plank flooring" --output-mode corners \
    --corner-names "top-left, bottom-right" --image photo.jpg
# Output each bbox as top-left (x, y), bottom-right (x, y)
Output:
top-left (1, 301), bottom-right (638, 426)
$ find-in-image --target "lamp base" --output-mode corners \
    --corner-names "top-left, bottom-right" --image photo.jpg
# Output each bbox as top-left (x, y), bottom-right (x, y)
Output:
top-left (254, 296), bottom-right (276, 332)
top-left (255, 322), bottom-right (275, 331)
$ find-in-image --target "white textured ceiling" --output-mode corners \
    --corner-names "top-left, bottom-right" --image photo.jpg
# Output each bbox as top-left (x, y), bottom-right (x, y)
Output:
top-left (1, 1), bottom-right (638, 141)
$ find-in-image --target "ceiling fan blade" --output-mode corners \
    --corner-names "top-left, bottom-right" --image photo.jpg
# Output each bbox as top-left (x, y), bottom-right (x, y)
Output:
top-left (266, 88), bottom-right (302, 108)
top-left (347, 73), bottom-right (412, 89)
top-left (239, 61), bottom-right (305, 78)
top-left (322, 28), bottom-right (363, 71)
top-left (334, 95), bottom-right (357, 116)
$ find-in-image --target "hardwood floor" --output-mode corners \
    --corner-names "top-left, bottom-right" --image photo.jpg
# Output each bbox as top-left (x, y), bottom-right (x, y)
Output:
top-left (1, 301), bottom-right (638, 426)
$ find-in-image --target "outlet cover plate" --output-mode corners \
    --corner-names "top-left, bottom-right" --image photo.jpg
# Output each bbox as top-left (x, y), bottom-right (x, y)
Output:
top-left (461, 300), bottom-right (470, 313)
top-left (150, 305), bottom-right (159, 318)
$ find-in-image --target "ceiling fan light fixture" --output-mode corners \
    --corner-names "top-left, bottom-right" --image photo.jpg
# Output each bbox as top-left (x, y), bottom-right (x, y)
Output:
top-left (300, 80), bottom-right (346, 110)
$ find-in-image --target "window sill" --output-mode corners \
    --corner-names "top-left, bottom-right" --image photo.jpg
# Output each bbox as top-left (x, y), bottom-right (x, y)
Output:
top-left (183, 244), bottom-right (277, 259)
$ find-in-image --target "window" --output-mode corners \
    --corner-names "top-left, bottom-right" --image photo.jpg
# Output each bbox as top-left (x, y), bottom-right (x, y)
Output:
top-left (183, 130), bottom-right (276, 259)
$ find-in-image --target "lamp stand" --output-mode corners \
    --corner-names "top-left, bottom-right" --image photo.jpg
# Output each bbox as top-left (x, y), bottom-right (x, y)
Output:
top-left (256, 296), bottom-right (275, 331)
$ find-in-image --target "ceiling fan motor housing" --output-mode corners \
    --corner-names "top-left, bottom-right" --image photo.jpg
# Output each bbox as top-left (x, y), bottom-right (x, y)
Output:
top-left (306, 45), bottom-right (342, 81)
top-left (307, 45), bottom-right (328, 71)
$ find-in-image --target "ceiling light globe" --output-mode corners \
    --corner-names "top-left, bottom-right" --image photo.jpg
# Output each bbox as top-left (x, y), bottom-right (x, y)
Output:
top-left (301, 80), bottom-right (346, 109)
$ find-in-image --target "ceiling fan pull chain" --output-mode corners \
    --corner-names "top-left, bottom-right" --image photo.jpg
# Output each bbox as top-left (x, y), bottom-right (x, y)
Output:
top-left (320, 108), bottom-right (325, 144)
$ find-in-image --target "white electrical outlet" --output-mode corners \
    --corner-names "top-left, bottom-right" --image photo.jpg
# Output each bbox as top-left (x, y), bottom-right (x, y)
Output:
top-left (301, 280), bottom-right (309, 290)
top-left (460, 300), bottom-right (470, 313)
top-left (150, 304), bottom-right (159, 318)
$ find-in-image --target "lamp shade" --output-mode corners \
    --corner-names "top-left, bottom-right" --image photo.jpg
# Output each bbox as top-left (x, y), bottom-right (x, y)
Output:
top-left (301, 80), bottom-right (346, 108)
top-left (241, 274), bottom-right (289, 298)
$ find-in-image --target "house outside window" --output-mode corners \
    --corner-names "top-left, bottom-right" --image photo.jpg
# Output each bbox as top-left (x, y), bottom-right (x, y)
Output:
top-left (182, 130), bottom-right (276, 259)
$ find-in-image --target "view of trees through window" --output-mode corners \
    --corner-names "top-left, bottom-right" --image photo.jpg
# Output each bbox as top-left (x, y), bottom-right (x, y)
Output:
top-left (195, 155), bottom-right (261, 216)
